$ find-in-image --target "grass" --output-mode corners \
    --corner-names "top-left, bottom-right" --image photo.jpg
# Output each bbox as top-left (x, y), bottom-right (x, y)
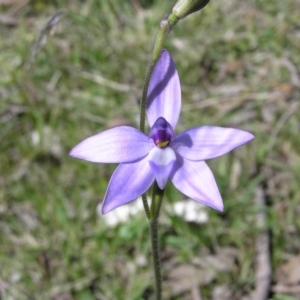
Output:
top-left (1, 0), bottom-right (300, 299)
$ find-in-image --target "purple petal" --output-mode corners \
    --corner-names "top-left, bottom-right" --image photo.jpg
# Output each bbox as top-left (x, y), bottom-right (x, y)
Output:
top-left (70, 126), bottom-right (154, 163)
top-left (148, 146), bottom-right (176, 189)
top-left (102, 157), bottom-right (155, 214)
top-left (171, 126), bottom-right (254, 161)
top-left (170, 157), bottom-right (223, 211)
top-left (147, 49), bottom-right (181, 129)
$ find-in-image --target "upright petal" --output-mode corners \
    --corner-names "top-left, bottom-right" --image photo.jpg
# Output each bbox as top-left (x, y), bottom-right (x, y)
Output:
top-left (70, 126), bottom-right (154, 163)
top-left (170, 156), bottom-right (223, 211)
top-left (147, 50), bottom-right (181, 129)
top-left (102, 157), bottom-right (155, 214)
top-left (171, 126), bottom-right (254, 161)
top-left (148, 146), bottom-right (176, 189)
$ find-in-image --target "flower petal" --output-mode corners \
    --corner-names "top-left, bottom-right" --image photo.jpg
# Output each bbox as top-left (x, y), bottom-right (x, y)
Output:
top-left (148, 146), bottom-right (176, 189)
top-left (170, 156), bottom-right (223, 211)
top-left (102, 157), bottom-right (155, 214)
top-left (70, 126), bottom-right (154, 163)
top-left (147, 49), bottom-right (181, 128)
top-left (171, 126), bottom-right (254, 161)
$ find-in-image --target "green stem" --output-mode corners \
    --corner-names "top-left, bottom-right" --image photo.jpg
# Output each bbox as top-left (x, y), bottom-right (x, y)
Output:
top-left (139, 60), bottom-right (155, 133)
top-left (148, 182), bottom-right (165, 299)
top-left (150, 181), bottom-right (165, 220)
top-left (142, 193), bottom-right (150, 219)
top-left (149, 219), bottom-right (162, 300)
top-left (168, 12), bottom-right (180, 30)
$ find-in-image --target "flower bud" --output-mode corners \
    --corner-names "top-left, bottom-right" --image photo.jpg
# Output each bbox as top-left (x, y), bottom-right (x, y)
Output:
top-left (172, 0), bottom-right (209, 19)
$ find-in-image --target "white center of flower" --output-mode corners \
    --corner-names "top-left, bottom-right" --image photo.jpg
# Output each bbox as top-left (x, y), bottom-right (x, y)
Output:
top-left (148, 146), bottom-right (176, 166)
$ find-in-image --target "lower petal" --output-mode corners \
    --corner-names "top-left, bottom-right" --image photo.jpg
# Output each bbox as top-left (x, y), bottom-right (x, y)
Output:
top-left (170, 156), bottom-right (223, 211)
top-left (102, 157), bottom-right (155, 214)
top-left (148, 147), bottom-right (176, 189)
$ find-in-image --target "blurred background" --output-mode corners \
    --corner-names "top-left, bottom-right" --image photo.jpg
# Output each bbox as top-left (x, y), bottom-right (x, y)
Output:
top-left (1, 0), bottom-right (300, 299)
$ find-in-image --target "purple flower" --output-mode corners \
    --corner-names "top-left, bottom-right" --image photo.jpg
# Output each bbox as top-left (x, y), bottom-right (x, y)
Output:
top-left (70, 50), bottom-right (254, 214)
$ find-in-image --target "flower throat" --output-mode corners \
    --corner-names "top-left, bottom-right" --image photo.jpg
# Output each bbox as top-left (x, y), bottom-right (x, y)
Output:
top-left (148, 117), bottom-right (174, 149)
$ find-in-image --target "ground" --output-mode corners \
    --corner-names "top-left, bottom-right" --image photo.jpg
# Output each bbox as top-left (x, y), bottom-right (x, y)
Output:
top-left (1, 0), bottom-right (300, 299)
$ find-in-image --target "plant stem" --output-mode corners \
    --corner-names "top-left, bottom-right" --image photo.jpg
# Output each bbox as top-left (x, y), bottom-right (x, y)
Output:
top-left (149, 219), bottom-right (162, 300)
top-left (150, 181), bottom-right (165, 220)
top-left (142, 193), bottom-right (150, 219)
top-left (148, 182), bottom-right (165, 299)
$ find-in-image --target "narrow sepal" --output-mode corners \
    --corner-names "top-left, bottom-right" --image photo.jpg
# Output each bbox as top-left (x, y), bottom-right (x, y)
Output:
top-left (170, 157), bottom-right (223, 211)
top-left (147, 50), bottom-right (181, 129)
top-left (171, 126), bottom-right (254, 161)
top-left (102, 158), bottom-right (155, 214)
top-left (70, 126), bottom-right (154, 163)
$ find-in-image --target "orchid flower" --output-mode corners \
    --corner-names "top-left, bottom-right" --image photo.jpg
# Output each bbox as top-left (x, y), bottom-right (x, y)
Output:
top-left (70, 50), bottom-right (254, 214)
